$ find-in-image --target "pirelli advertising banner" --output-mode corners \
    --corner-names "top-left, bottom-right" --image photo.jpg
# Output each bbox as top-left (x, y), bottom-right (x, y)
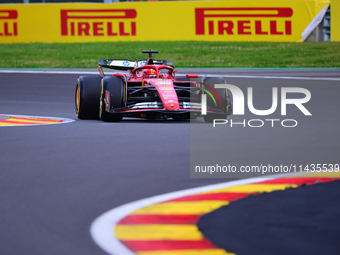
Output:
top-left (0, 0), bottom-right (333, 43)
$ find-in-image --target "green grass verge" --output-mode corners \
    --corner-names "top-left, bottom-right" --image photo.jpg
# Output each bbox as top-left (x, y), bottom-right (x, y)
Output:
top-left (1, 41), bottom-right (339, 68)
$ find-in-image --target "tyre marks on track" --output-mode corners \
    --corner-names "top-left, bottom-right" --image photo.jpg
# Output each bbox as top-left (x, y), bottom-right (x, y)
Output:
top-left (0, 114), bottom-right (74, 127)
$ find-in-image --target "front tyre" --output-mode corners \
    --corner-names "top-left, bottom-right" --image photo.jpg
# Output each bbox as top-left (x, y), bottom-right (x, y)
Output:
top-left (100, 76), bottom-right (125, 122)
top-left (203, 114), bottom-right (221, 123)
top-left (202, 76), bottom-right (230, 123)
top-left (75, 76), bottom-right (102, 119)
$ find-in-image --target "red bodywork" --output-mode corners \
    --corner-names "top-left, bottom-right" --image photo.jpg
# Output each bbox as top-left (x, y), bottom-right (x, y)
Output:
top-left (127, 65), bottom-right (180, 111)
top-left (97, 52), bottom-right (231, 120)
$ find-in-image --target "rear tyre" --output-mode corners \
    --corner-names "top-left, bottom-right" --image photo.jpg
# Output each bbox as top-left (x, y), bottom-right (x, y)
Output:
top-left (75, 76), bottom-right (102, 120)
top-left (100, 76), bottom-right (125, 122)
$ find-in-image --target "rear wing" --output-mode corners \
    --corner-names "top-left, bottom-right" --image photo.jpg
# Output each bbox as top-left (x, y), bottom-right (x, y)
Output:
top-left (98, 59), bottom-right (174, 71)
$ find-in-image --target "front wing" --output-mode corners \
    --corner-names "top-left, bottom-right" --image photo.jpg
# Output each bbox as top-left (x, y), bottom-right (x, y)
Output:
top-left (108, 104), bottom-right (230, 119)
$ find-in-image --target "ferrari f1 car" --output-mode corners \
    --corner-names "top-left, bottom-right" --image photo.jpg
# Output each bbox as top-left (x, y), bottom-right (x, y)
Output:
top-left (75, 50), bottom-right (232, 122)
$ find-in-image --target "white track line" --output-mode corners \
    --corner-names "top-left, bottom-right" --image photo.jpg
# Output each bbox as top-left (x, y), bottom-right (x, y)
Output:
top-left (215, 74), bottom-right (340, 81)
top-left (90, 171), bottom-right (310, 255)
top-left (0, 70), bottom-right (100, 75)
top-left (0, 69), bottom-right (339, 81)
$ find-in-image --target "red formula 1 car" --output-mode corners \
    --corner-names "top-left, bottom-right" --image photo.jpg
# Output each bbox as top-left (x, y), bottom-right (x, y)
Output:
top-left (75, 50), bottom-right (232, 122)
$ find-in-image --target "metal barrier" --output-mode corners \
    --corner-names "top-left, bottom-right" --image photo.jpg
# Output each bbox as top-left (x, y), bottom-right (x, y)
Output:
top-left (323, 6), bottom-right (331, 41)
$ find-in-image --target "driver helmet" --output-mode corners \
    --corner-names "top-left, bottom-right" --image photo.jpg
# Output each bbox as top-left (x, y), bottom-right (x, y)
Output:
top-left (145, 69), bottom-right (157, 78)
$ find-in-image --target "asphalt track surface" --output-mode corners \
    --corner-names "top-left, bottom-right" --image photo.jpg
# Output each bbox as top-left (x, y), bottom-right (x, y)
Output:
top-left (0, 69), bottom-right (339, 255)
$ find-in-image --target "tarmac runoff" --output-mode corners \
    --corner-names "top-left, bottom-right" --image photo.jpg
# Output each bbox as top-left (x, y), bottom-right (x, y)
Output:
top-left (91, 172), bottom-right (340, 255)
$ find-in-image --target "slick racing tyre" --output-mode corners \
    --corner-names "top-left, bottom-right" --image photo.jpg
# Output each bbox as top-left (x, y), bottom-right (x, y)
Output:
top-left (202, 76), bottom-right (231, 123)
top-left (75, 76), bottom-right (102, 119)
top-left (100, 76), bottom-right (125, 122)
